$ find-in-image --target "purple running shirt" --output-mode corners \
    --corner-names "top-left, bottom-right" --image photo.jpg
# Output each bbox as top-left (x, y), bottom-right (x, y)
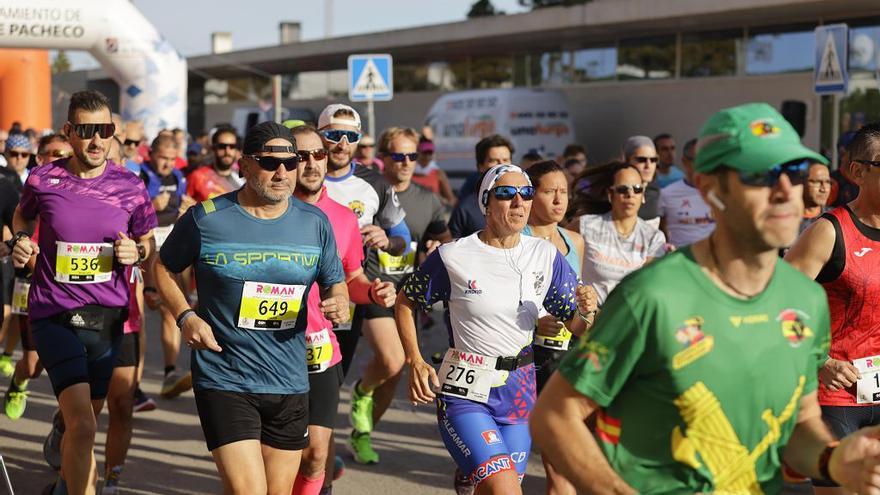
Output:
top-left (18, 160), bottom-right (158, 320)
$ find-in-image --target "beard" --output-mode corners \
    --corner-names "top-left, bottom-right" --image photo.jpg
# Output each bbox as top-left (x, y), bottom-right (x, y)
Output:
top-left (74, 143), bottom-right (107, 168)
top-left (248, 177), bottom-right (290, 204)
top-left (215, 155), bottom-right (235, 171)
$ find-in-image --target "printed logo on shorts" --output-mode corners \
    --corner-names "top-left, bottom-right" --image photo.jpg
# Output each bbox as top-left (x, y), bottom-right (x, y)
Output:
top-left (777, 309), bottom-right (813, 348)
top-left (672, 316), bottom-right (714, 370)
top-left (481, 430), bottom-right (501, 445)
top-left (464, 280), bottom-right (482, 295)
top-left (472, 455), bottom-right (513, 484)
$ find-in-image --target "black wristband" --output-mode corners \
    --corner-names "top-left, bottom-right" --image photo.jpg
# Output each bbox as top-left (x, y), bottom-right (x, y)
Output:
top-left (5, 231), bottom-right (29, 251)
top-left (818, 442), bottom-right (839, 482)
top-left (176, 309), bottom-right (195, 328)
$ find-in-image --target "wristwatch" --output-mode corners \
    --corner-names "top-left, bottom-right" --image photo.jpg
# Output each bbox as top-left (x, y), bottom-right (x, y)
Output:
top-left (5, 231), bottom-right (30, 251)
top-left (136, 243), bottom-right (147, 265)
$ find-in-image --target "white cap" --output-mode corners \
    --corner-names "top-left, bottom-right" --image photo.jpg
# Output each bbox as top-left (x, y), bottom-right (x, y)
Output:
top-left (318, 104), bottom-right (361, 130)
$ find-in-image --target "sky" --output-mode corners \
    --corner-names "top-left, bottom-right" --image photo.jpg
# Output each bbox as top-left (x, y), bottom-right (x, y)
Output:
top-left (65, 0), bottom-right (529, 69)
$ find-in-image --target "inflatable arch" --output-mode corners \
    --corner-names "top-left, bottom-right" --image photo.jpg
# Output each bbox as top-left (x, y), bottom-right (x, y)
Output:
top-left (0, 0), bottom-right (187, 138)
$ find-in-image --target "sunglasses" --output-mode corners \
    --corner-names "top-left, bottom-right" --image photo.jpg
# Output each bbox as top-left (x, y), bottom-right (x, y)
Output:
top-left (491, 185), bottom-right (536, 201)
top-left (6, 151), bottom-right (30, 159)
top-left (69, 122), bottom-right (116, 140)
top-left (43, 149), bottom-right (71, 159)
top-left (734, 159), bottom-right (809, 187)
top-left (214, 143), bottom-right (237, 150)
top-left (296, 149), bottom-right (328, 162)
top-left (249, 155), bottom-right (299, 172)
top-left (634, 156), bottom-right (659, 164)
top-left (611, 184), bottom-right (645, 195)
top-left (321, 129), bottom-right (361, 144)
top-left (388, 152), bottom-right (418, 162)
top-left (854, 159), bottom-right (880, 168)
top-left (123, 139), bottom-right (140, 147)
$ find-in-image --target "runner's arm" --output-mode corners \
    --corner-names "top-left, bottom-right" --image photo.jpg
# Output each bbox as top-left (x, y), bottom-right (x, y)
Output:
top-left (784, 218), bottom-right (835, 280)
top-left (154, 257), bottom-right (190, 320)
top-left (437, 169), bottom-right (458, 207)
top-left (394, 291), bottom-right (438, 404)
top-left (319, 281), bottom-right (350, 325)
top-left (11, 206), bottom-right (35, 236)
top-left (345, 267), bottom-right (395, 307)
top-left (531, 375), bottom-right (636, 495)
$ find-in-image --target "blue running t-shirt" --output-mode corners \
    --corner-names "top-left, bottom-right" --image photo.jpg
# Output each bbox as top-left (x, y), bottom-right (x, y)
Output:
top-left (160, 192), bottom-right (344, 394)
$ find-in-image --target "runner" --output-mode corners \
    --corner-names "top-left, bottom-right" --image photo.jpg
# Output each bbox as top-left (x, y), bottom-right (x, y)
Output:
top-left (448, 135), bottom-right (514, 238)
top-left (797, 160), bottom-right (831, 235)
top-left (139, 134), bottom-right (195, 399)
top-left (658, 138), bottom-right (715, 247)
top-left (522, 160), bottom-right (587, 495)
top-left (187, 126), bottom-right (244, 202)
top-left (2, 231), bottom-right (37, 421)
top-left (622, 135), bottom-right (661, 224)
top-left (10, 90), bottom-right (157, 494)
top-left (530, 103), bottom-right (880, 494)
top-left (396, 164), bottom-right (596, 495)
top-left (785, 123), bottom-right (880, 494)
top-left (346, 126), bottom-right (453, 465)
top-left (569, 161), bottom-right (666, 305)
top-left (290, 124), bottom-right (397, 495)
top-left (154, 121), bottom-right (348, 494)
top-left (413, 139), bottom-right (457, 206)
top-left (35, 134), bottom-right (73, 166)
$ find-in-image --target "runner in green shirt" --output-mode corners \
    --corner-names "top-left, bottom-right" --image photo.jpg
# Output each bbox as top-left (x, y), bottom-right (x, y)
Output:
top-left (530, 103), bottom-right (880, 494)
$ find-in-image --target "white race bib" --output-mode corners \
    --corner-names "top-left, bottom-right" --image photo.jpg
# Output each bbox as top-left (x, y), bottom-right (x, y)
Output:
top-left (54, 241), bottom-right (113, 284)
top-left (237, 281), bottom-right (305, 331)
top-left (855, 355), bottom-right (880, 404)
top-left (438, 348), bottom-right (498, 404)
top-left (153, 225), bottom-right (173, 250)
top-left (306, 329), bottom-right (333, 374)
top-left (11, 277), bottom-right (30, 315)
top-left (534, 325), bottom-right (573, 351)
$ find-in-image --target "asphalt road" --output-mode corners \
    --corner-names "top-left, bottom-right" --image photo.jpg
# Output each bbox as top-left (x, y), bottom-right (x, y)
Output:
top-left (0, 308), bottom-right (550, 494)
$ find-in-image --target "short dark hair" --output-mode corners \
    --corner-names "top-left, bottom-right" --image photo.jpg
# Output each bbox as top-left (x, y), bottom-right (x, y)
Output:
top-left (475, 134), bottom-right (514, 168)
top-left (848, 123), bottom-right (880, 163)
top-left (682, 138), bottom-right (697, 160)
top-left (151, 134), bottom-right (177, 153)
top-left (211, 126), bottom-right (240, 148)
top-left (521, 151), bottom-right (543, 162)
top-left (37, 134), bottom-right (68, 155)
top-left (526, 160), bottom-right (564, 186)
top-left (562, 144), bottom-right (585, 158)
top-left (67, 90), bottom-right (111, 122)
top-left (653, 133), bottom-right (673, 144)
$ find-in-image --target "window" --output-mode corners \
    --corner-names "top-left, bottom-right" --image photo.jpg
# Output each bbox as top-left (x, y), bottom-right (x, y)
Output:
top-left (681, 30), bottom-right (742, 77)
top-left (850, 23), bottom-right (880, 72)
top-left (746, 27), bottom-right (813, 75)
top-left (572, 46), bottom-right (617, 82)
top-left (617, 36), bottom-right (675, 80)
top-left (469, 55), bottom-right (514, 88)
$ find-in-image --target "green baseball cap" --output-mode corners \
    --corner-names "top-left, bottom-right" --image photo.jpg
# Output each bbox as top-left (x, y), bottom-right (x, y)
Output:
top-left (282, 119), bottom-right (307, 130)
top-left (694, 102), bottom-right (828, 174)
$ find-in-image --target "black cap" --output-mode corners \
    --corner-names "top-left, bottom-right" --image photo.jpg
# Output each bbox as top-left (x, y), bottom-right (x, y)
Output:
top-left (242, 122), bottom-right (296, 155)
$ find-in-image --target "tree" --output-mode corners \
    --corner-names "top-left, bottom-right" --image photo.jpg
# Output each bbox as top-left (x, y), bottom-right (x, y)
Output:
top-left (468, 0), bottom-right (504, 18)
top-left (52, 50), bottom-right (71, 74)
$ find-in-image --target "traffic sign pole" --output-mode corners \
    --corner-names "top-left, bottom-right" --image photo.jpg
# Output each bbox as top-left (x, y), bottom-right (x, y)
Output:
top-left (832, 94), bottom-right (840, 167)
top-left (348, 54), bottom-right (393, 139)
top-left (367, 97), bottom-right (375, 141)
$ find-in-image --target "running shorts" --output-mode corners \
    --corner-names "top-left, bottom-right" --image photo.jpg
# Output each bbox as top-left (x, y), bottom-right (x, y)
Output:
top-left (194, 389), bottom-right (309, 451)
top-left (308, 363), bottom-right (343, 428)
top-left (114, 332), bottom-right (140, 368)
top-left (813, 404), bottom-right (880, 487)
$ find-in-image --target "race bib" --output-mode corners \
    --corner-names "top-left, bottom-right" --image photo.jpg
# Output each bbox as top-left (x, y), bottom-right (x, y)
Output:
top-left (237, 281), bottom-right (305, 331)
top-left (377, 241), bottom-right (417, 275)
top-left (334, 304), bottom-right (357, 331)
top-left (11, 278), bottom-right (30, 315)
top-left (306, 329), bottom-right (333, 374)
top-left (854, 355), bottom-right (880, 404)
top-left (534, 325), bottom-right (573, 350)
top-left (438, 348), bottom-right (497, 403)
top-left (55, 241), bottom-right (113, 284)
top-left (153, 225), bottom-right (173, 250)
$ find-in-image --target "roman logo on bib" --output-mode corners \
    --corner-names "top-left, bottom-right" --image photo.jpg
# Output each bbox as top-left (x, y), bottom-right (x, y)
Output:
top-left (55, 241), bottom-right (114, 284)
top-left (238, 281), bottom-right (305, 330)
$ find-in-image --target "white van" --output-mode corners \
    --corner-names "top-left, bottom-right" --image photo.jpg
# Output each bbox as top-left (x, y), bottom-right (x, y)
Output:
top-left (424, 88), bottom-right (576, 183)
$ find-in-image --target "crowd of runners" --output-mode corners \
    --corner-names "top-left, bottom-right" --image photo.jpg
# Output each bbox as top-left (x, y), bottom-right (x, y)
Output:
top-left (3, 89), bottom-right (880, 495)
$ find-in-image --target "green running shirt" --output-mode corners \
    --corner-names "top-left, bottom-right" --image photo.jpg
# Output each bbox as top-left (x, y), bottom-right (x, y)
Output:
top-left (559, 247), bottom-right (830, 494)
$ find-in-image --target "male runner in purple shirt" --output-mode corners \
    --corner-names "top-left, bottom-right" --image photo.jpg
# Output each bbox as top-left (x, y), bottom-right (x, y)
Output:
top-left (9, 90), bottom-right (157, 495)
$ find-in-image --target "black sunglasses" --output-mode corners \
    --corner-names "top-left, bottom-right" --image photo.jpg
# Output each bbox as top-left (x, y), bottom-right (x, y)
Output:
top-left (296, 149), bottom-right (328, 162)
top-left (611, 184), bottom-right (645, 195)
top-left (6, 151), bottom-right (30, 159)
top-left (388, 152), bottom-right (418, 162)
top-left (69, 122), bottom-right (115, 140)
top-left (249, 155), bottom-right (299, 172)
top-left (634, 156), bottom-right (659, 164)
top-left (733, 159), bottom-right (809, 187)
top-left (123, 139), bottom-right (141, 146)
top-left (214, 143), bottom-right (237, 150)
top-left (491, 185), bottom-right (535, 201)
top-left (854, 159), bottom-right (880, 168)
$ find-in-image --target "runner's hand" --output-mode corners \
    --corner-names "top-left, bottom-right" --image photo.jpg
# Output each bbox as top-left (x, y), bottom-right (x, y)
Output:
top-left (115, 232), bottom-right (139, 265)
top-left (361, 225), bottom-right (389, 250)
top-left (320, 294), bottom-right (350, 325)
top-left (425, 239), bottom-right (441, 255)
top-left (371, 279), bottom-right (396, 308)
top-left (11, 235), bottom-right (38, 268)
top-left (409, 358), bottom-right (439, 405)
top-left (536, 315), bottom-right (564, 337)
top-left (178, 194), bottom-right (196, 217)
top-left (152, 191), bottom-right (171, 212)
top-left (820, 358), bottom-right (860, 391)
top-left (829, 425), bottom-right (880, 494)
top-left (182, 315), bottom-right (222, 352)
top-left (575, 284), bottom-right (598, 314)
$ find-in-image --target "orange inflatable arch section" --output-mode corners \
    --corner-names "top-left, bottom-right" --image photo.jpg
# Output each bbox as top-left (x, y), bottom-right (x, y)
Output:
top-left (0, 49), bottom-right (51, 132)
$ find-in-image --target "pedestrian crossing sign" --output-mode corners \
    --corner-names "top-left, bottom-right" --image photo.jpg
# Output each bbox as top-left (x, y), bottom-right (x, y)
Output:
top-left (348, 54), bottom-right (394, 102)
top-left (814, 24), bottom-right (849, 95)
